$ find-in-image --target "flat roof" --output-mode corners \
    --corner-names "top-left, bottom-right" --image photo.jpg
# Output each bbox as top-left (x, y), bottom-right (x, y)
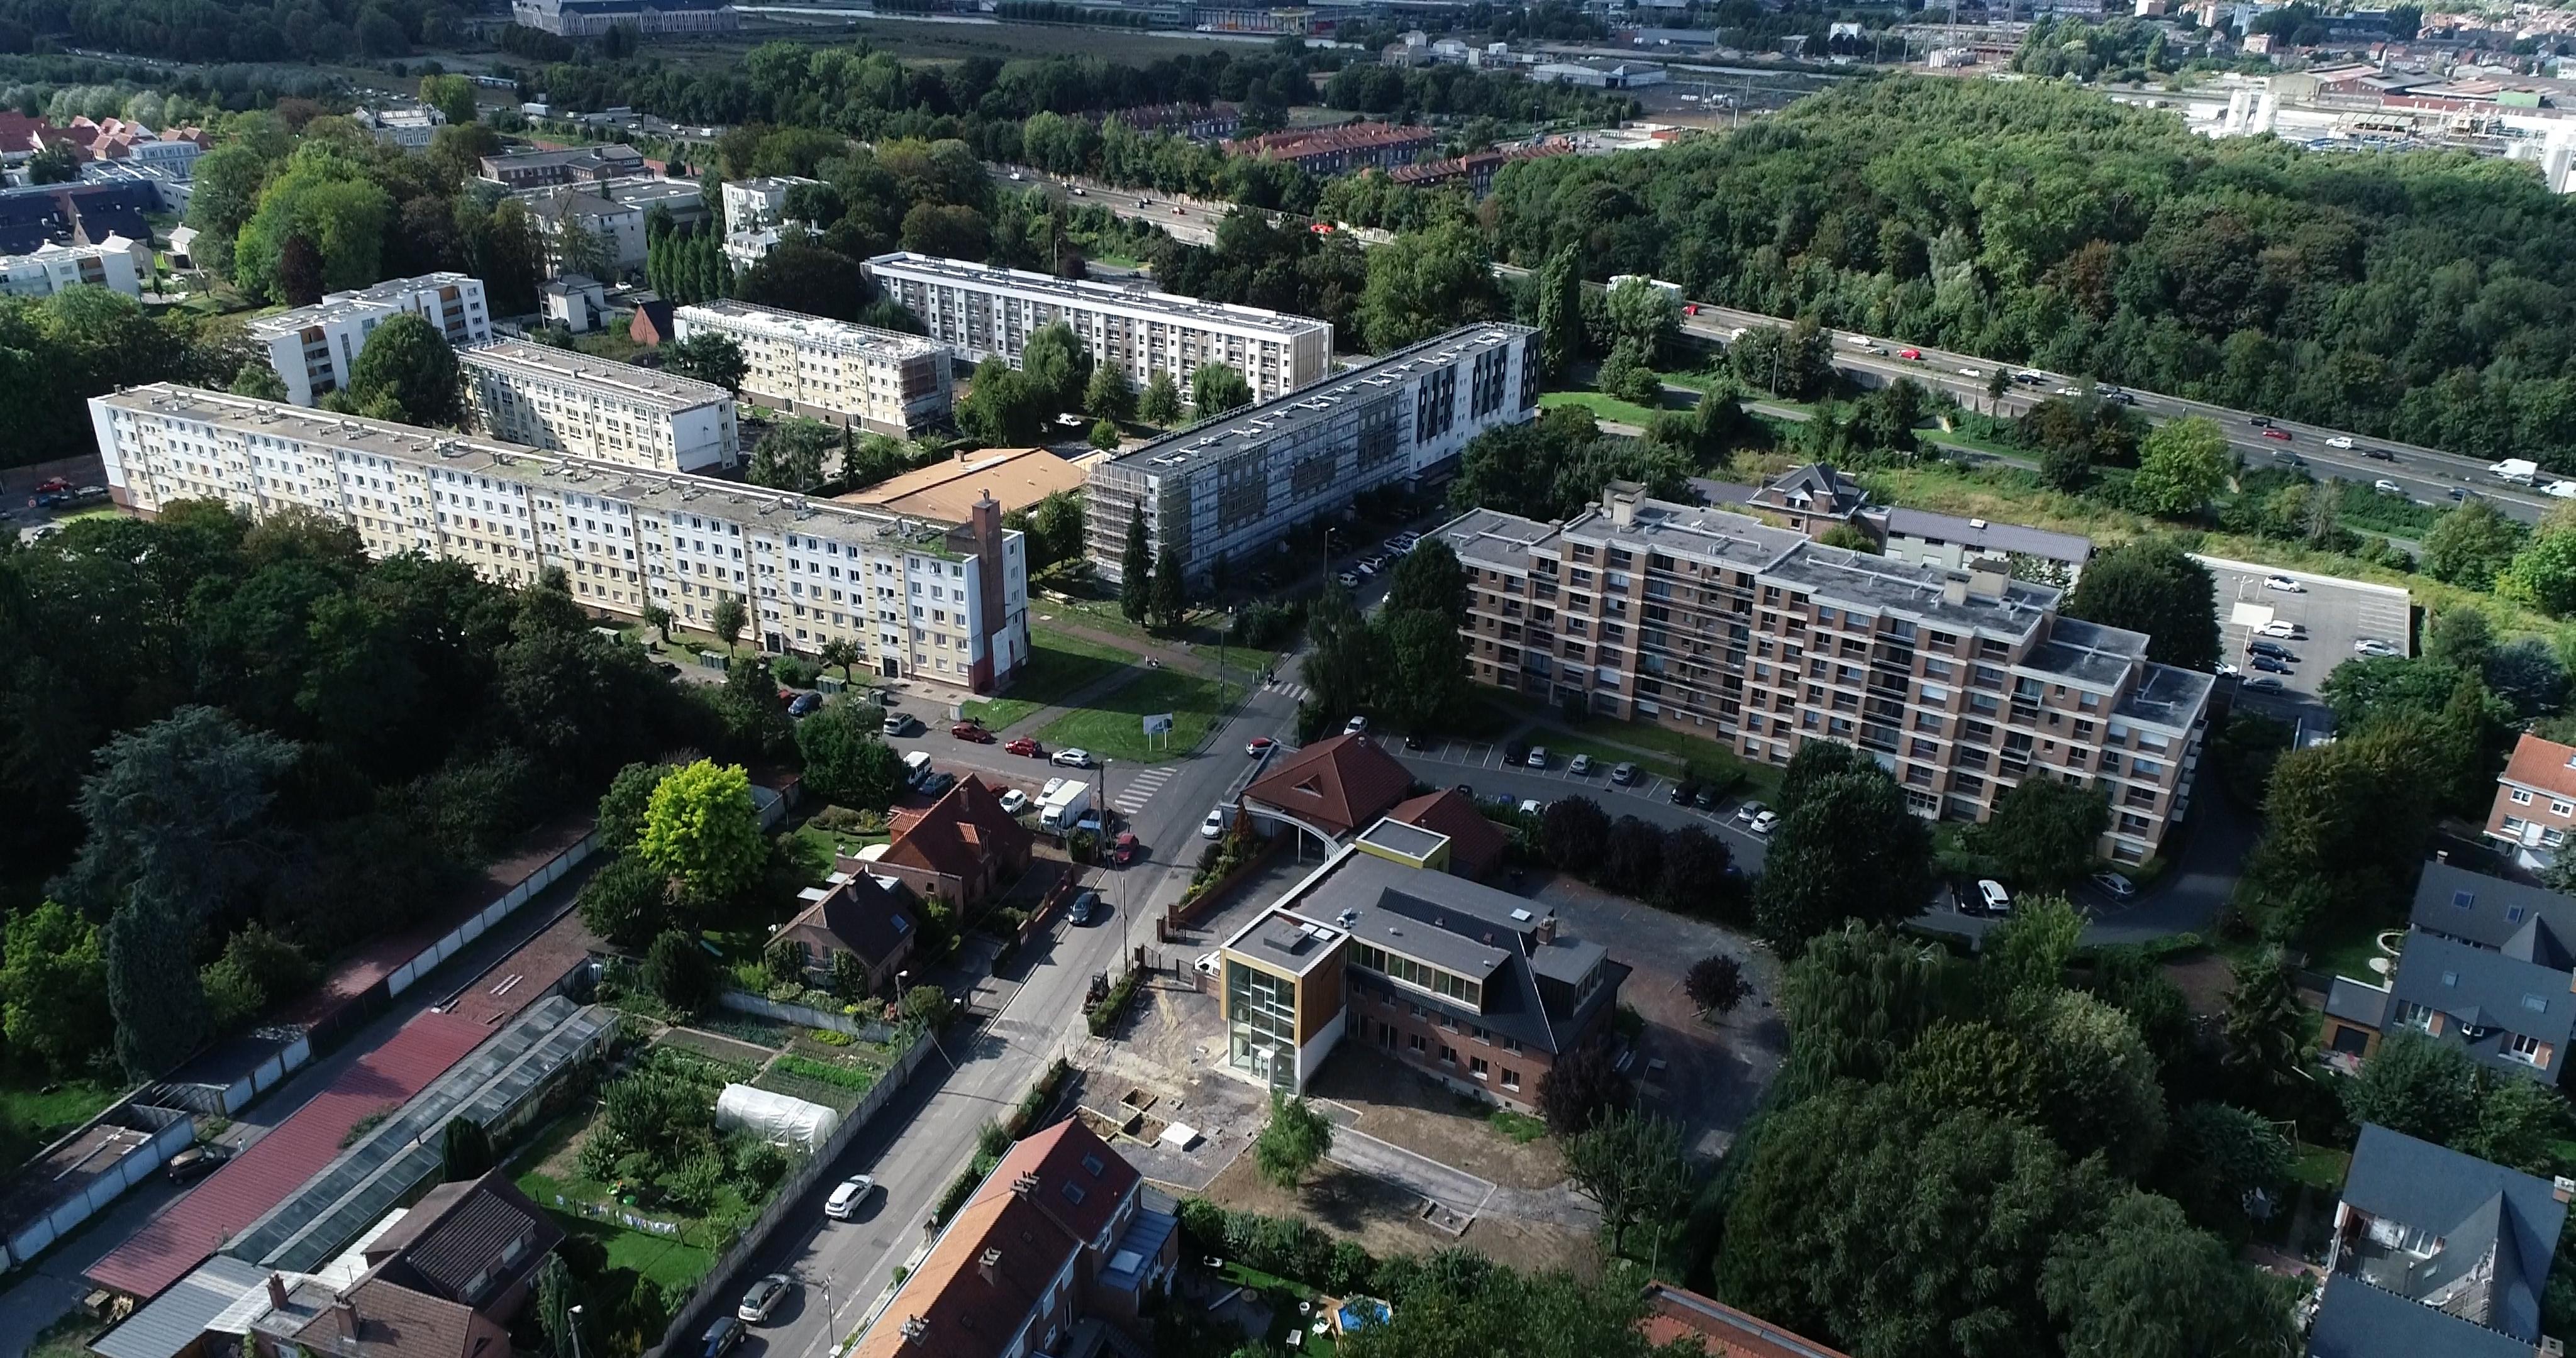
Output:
top-left (1106, 323), bottom-right (1533, 478)
top-left (866, 252), bottom-right (1331, 340)
top-left (245, 272), bottom-right (478, 336)
top-left (1357, 817), bottom-right (1448, 861)
top-left (460, 339), bottom-right (731, 412)
top-left (1438, 506), bottom-right (1563, 571)
top-left (1560, 494), bottom-right (1809, 574)
top-left (1762, 542), bottom-right (2060, 642)
top-left (677, 299), bottom-right (943, 359)
top-left (836, 446), bottom-right (1090, 521)
top-left (1879, 505), bottom-right (2094, 563)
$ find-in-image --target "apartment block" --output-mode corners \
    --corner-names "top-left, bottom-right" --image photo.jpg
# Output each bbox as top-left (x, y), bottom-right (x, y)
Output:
top-left (673, 300), bottom-right (953, 436)
top-left (2486, 731), bottom-right (2576, 871)
top-left (0, 238), bottom-right (141, 297)
top-left (88, 385), bottom-right (1028, 695)
top-left (460, 340), bottom-right (739, 473)
top-left (245, 273), bottom-right (492, 407)
top-left (1215, 834), bottom-right (1626, 1103)
top-left (1086, 323), bottom-right (1538, 586)
top-left (1223, 122), bottom-right (1435, 174)
top-left (865, 251), bottom-right (1333, 405)
top-left (476, 143), bottom-right (645, 190)
top-left (1435, 483), bottom-right (2211, 863)
top-left (721, 176), bottom-right (816, 232)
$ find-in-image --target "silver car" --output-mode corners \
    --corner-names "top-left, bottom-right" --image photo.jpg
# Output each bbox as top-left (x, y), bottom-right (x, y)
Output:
top-left (738, 1274), bottom-right (793, 1325)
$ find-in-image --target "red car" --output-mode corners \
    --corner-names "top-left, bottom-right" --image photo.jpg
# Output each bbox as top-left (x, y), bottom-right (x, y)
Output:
top-left (1682, 303), bottom-right (1698, 316)
top-left (1246, 736), bottom-right (1276, 757)
top-left (1110, 832), bottom-right (1142, 866)
top-left (1898, 348), bottom-right (1923, 360)
top-left (1006, 737), bottom-right (1042, 757)
top-left (951, 721), bottom-right (996, 743)
top-left (2261, 428), bottom-right (2292, 441)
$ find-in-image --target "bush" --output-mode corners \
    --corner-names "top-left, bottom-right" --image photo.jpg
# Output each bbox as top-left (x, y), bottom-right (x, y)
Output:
top-left (772, 654), bottom-right (818, 687)
top-left (1172, 1198), bottom-right (1373, 1293)
top-left (643, 930), bottom-right (718, 1014)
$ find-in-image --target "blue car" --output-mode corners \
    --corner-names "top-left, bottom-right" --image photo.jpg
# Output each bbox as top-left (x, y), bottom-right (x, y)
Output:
top-left (788, 691), bottom-right (822, 717)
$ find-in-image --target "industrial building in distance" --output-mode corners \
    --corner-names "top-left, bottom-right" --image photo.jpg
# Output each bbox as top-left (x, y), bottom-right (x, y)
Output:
top-left (674, 299), bottom-right (954, 436)
top-left (511, 0), bottom-right (737, 34)
top-left (1086, 323), bottom-right (1538, 587)
top-left (88, 385), bottom-right (1030, 695)
top-left (245, 273), bottom-right (492, 407)
top-left (459, 340), bottom-right (740, 473)
top-left (865, 252), bottom-right (1333, 406)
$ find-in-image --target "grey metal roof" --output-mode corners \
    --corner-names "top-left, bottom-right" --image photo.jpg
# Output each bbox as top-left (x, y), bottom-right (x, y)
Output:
top-left (2412, 862), bottom-right (2576, 954)
top-left (2326, 975), bottom-right (2392, 1029)
top-left (2338, 1123), bottom-right (2565, 1342)
top-left (1879, 505), bottom-right (2094, 564)
top-left (1430, 507), bottom-right (1555, 571)
top-left (92, 1256), bottom-right (269, 1358)
top-left (1761, 543), bottom-right (2060, 642)
top-left (2309, 1273), bottom-right (2538, 1358)
top-left (2387, 931), bottom-right (2576, 1076)
top-left (2112, 663), bottom-right (2216, 733)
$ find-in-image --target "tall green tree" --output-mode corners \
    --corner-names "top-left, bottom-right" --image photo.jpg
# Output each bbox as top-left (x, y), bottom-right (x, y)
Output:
top-left (1190, 362), bottom-right (1253, 418)
top-left (1357, 221), bottom-right (1501, 351)
top-left (636, 759), bottom-right (765, 907)
top-left (1119, 508), bottom-right (1151, 624)
top-left (1561, 1108), bottom-right (1694, 1261)
top-left (1253, 1093), bottom-right (1334, 1189)
top-left (1969, 778), bottom-right (2109, 890)
top-left (665, 332), bottom-right (747, 392)
top-left (1150, 544), bottom-right (1189, 632)
top-left (2040, 1190), bottom-right (2300, 1358)
top-left (2063, 539), bottom-right (2220, 671)
top-left (1753, 765), bottom-right (1935, 954)
top-left (2128, 416), bottom-right (2232, 519)
top-left (0, 901), bottom-right (111, 1075)
top-left (797, 700), bottom-right (903, 809)
top-left (1536, 245), bottom-right (1581, 379)
top-left (343, 312), bottom-right (465, 428)
top-left (1138, 371), bottom-right (1184, 427)
top-left (2423, 499), bottom-right (2526, 589)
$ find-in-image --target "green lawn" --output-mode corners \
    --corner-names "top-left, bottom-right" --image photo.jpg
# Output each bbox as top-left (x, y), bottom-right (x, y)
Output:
top-left (547, 1210), bottom-right (719, 1293)
top-left (1540, 389), bottom-right (1671, 428)
top-left (1037, 665), bottom-right (1239, 763)
top-left (2289, 1142), bottom-right (2351, 1192)
top-left (963, 627), bottom-right (1141, 730)
top-left (1, 1080), bottom-right (119, 1143)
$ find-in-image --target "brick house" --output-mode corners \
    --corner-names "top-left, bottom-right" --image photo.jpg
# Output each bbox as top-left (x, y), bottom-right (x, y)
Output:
top-left (2485, 731), bottom-right (2576, 871)
top-left (1637, 1281), bottom-right (1850, 1358)
top-left (247, 1172), bottom-right (561, 1358)
top-left (777, 869), bottom-right (920, 996)
top-left (1238, 732), bottom-right (1417, 854)
top-left (869, 776), bottom-right (1033, 913)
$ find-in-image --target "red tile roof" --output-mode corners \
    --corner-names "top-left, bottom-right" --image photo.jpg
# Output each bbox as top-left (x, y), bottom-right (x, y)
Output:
top-left (975, 1119), bottom-right (1136, 1247)
top-left (87, 1013), bottom-right (494, 1300)
top-left (2500, 732), bottom-right (2576, 803)
top-left (1243, 734), bottom-right (1416, 839)
top-left (1388, 788), bottom-right (1511, 881)
top-left (1638, 1283), bottom-right (1850, 1358)
top-left (879, 776), bottom-right (1032, 884)
top-left (850, 1181), bottom-right (1080, 1358)
top-left (440, 909), bottom-right (599, 1029)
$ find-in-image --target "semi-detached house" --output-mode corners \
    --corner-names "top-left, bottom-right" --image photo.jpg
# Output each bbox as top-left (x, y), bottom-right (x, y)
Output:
top-left (2323, 861), bottom-right (2576, 1088)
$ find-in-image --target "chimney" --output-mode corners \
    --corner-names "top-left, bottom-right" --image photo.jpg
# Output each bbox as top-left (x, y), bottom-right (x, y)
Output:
top-left (2557, 1176), bottom-right (2575, 1203)
top-left (1943, 578), bottom-right (1970, 605)
top-left (267, 1274), bottom-right (289, 1311)
top-left (899, 1317), bottom-right (929, 1347)
top-left (1535, 914), bottom-right (1557, 946)
top-left (2438, 850), bottom-right (2451, 864)
top-left (1011, 1171), bottom-right (1039, 1198)
top-left (978, 1247), bottom-right (1003, 1284)
top-left (330, 1298), bottom-right (356, 1341)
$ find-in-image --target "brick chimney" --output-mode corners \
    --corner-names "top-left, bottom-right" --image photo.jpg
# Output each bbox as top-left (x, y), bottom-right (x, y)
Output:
top-left (1011, 1171), bottom-right (1038, 1199)
top-left (978, 1247), bottom-right (1003, 1284)
top-left (970, 490), bottom-right (1008, 694)
top-left (330, 1298), bottom-right (356, 1340)
top-left (1534, 914), bottom-right (1558, 946)
top-left (267, 1274), bottom-right (288, 1311)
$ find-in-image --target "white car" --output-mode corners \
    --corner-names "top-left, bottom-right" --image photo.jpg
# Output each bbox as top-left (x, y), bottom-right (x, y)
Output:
top-left (2055, 385), bottom-right (2084, 397)
top-left (2355, 638), bottom-right (2402, 657)
top-left (2091, 871), bottom-right (2136, 900)
top-left (2257, 621), bottom-right (2304, 639)
top-left (1524, 745), bottom-right (1549, 768)
top-left (2262, 575), bottom-right (2304, 593)
top-left (825, 1176), bottom-right (875, 1220)
top-left (1050, 748), bottom-right (1093, 768)
top-left (1345, 715), bottom-right (1369, 735)
top-left (1201, 807), bottom-right (1226, 838)
top-left (997, 789), bottom-right (1030, 815)
top-left (1518, 798), bottom-right (1546, 816)
top-left (1976, 879), bottom-right (2013, 915)
top-left (2324, 436), bottom-right (2355, 450)
top-left (1958, 367), bottom-right (1984, 378)
top-left (2216, 661), bottom-right (2241, 677)
top-left (2550, 480), bottom-right (2576, 500)
top-left (2374, 479), bottom-right (2404, 495)
top-left (1746, 810), bottom-right (1779, 835)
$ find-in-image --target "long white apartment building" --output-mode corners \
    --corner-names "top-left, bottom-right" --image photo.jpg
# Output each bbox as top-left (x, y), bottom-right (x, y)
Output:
top-left (673, 301), bottom-right (953, 436)
top-left (89, 385), bottom-right (1030, 695)
top-left (866, 251), bottom-right (1333, 404)
top-left (246, 273), bottom-right (492, 407)
top-left (461, 340), bottom-right (740, 473)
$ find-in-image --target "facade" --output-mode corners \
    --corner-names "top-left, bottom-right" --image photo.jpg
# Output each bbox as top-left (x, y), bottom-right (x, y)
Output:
top-left (1, 238), bottom-right (142, 297)
top-left (1384, 141), bottom-right (1570, 197)
top-left (865, 252), bottom-right (1334, 406)
top-left (721, 175), bottom-right (817, 232)
top-left (1087, 324), bottom-right (1539, 587)
top-left (460, 339), bottom-right (740, 473)
top-left (836, 446), bottom-right (1090, 522)
top-left (870, 776), bottom-right (1035, 912)
top-left (2321, 862), bottom-right (2576, 1087)
top-left (512, 0), bottom-right (737, 35)
top-left (1097, 102), bottom-right (1241, 141)
top-left (541, 274), bottom-right (609, 333)
top-left (1531, 59), bottom-right (1669, 87)
top-left (245, 273), bottom-right (492, 407)
top-left (1436, 482), bottom-right (2211, 863)
top-left (2309, 1125), bottom-right (2570, 1358)
top-left (779, 868), bottom-right (919, 996)
top-left (523, 188), bottom-right (643, 279)
top-left (352, 106), bottom-right (443, 149)
top-left (88, 386), bottom-right (1028, 695)
top-left (1216, 837), bottom-right (1626, 1103)
top-left (853, 1120), bottom-right (1176, 1358)
top-left (477, 144), bottom-right (646, 190)
top-left (2486, 731), bottom-right (2576, 871)
top-left (673, 300), bottom-right (954, 436)
top-left (1224, 123), bottom-right (1436, 174)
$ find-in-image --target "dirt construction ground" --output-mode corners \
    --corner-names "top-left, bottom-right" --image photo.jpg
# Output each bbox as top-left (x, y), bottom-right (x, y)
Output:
top-left (1194, 1149), bottom-right (1602, 1279)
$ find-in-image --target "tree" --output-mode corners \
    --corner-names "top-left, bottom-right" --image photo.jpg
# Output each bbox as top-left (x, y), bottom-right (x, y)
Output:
top-left (2157, 1102), bottom-right (2294, 1238)
top-left (2424, 605), bottom-right (2494, 669)
top-left (2423, 499), bottom-right (2526, 589)
top-left (710, 593), bottom-right (747, 651)
top-left (1779, 739), bottom-right (1879, 810)
top-left (345, 312), bottom-right (465, 429)
top-left (2458, 1069), bottom-right (2565, 1176)
top-left (641, 928), bottom-right (718, 1013)
top-left (636, 759), bottom-right (765, 907)
top-left (106, 900), bottom-right (208, 1079)
top-left (2219, 948), bottom-right (2311, 1113)
top-left (1536, 1039), bottom-right (1633, 1135)
top-left (1150, 544), bottom-right (1189, 633)
top-left (2064, 539), bottom-right (2221, 671)
top-left (26, 141), bottom-right (77, 185)
top-left (1089, 419), bottom-right (1121, 451)
top-left (1357, 221), bottom-right (1501, 351)
top-left (1376, 607), bottom-right (1465, 735)
top-left (665, 333), bottom-right (747, 392)
top-left (440, 1116), bottom-right (495, 1181)
top-left (1562, 1109), bottom-right (1694, 1261)
top-left (749, 419), bottom-right (834, 492)
top-left (732, 235), bottom-right (871, 321)
top-left (799, 701), bottom-right (903, 809)
top-left (1018, 321), bottom-right (1092, 415)
top-left (2498, 524), bottom-right (2576, 616)
top-left (1986, 893), bottom-right (2085, 1004)
top-left (1085, 365), bottom-right (1135, 422)
top-left (1253, 1093), bottom-right (1335, 1189)
top-left (2235, 719), bottom-right (2440, 940)
top-left (1536, 245), bottom-right (1581, 379)
top-left (1684, 954), bottom-right (1750, 1015)
top-left (2129, 416), bottom-right (2231, 518)
top-left (1383, 540), bottom-right (1468, 626)
top-left (597, 761), bottom-right (676, 855)
top-left (1191, 362), bottom-right (1252, 418)
top-left (201, 924), bottom-right (317, 1030)
top-left (577, 853), bottom-right (676, 949)
top-left (275, 232), bottom-right (324, 307)
top-left (2341, 1029), bottom-right (2482, 1141)
top-left (1138, 371), bottom-right (1184, 426)
top-left (2040, 1190), bottom-right (2300, 1358)
top-left (419, 73), bottom-right (477, 128)
top-left (186, 143), bottom-right (269, 279)
top-left (957, 358), bottom-right (1047, 445)
top-left (1753, 767), bottom-right (1936, 955)
top-left (0, 901), bottom-right (111, 1075)
top-left (2030, 989), bottom-right (2168, 1175)
top-left (1540, 796), bottom-right (1612, 874)
top-left (1970, 778), bottom-right (2109, 890)
top-left (1657, 825), bottom-right (1733, 915)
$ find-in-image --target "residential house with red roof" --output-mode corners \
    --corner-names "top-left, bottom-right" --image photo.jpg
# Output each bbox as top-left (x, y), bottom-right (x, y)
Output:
top-left (1239, 733), bottom-right (1417, 854)
top-left (1638, 1282), bottom-right (1850, 1358)
top-left (850, 1120), bottom-right (1176, 1358)
top-left (2487, 731), bottom-right (2576, 872)
top-left (779, 868), bottom-right (921, 996)
top-left (245, 1172), bottom-right (562, 1358)
top-left (870, 776), bottom-right (1032, 913)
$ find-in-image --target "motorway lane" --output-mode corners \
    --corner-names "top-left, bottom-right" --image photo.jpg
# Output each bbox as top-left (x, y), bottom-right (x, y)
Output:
top-left (716, 677), bottom-right (1307, 1358)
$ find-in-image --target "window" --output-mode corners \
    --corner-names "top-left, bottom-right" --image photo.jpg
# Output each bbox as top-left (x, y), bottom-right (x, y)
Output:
top-left (2526, 994), bottom-right (2551, 1013)
top-left (1501, 1069), bottom-right (1521, 1091)
top-left (2455, 890), bottom-right (2477, 910)
top-left (1062, 1181), bottom-right (1087, 1205)
top-left (2510, 905), bottom-right (2529, 924)
top-left (2555, 801), bottom-right (2573, 817)
top-left (2511, 1033), bottom-right (2548, 1066)
top-left (1469, 1057), bottom-right (1489, 1079)
top-left (2514, 788), bottom-right (2535, 805)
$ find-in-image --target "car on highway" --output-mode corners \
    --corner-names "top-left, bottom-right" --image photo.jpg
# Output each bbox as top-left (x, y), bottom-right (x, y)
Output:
top-left (2273, 452), bottom-right (2307, 468)
top-left (1897, 348), bottom-right (1923, 360)
top-left (1975, 879), bottom-right (2013, 916)
top-left (2363, 447), bottom-right (2397, 461)
top-left (2550, 481), bottom-right (2576, 500)
top-left (2257, 621), bottom-right (2306, 639)
top-left (1069, 890), bottom-right (1100, 925)
top-left (2326, 436), bottom-right (2355, 449)
top-left (2055, 385), bottom-right (2084, 396)
top-left (2248, 415), bottom-right (2271, 427)
top-left (1524, 745), bottom-right (1549, 768)
top-left (2355, 638), bottom-right (2403, 657)
top-left (1747, 810), bottom-right (1780, 836)
top-left (1201, 807), bottom-right (1226, 838)
top-left (2263, 575), bottom-right (2306, 593)
top-left (1051, 748), bottom-right (1093, 768)
top-left (1006, 737), bottom-right (1043, 757)
top-left (1110, 832), bottom-right (1142, 866)
top-left (2092, 871), bottom-right (2138, 900)
top-left (1862, 343), bottom-right (1887, 355)
top-left (825, 1175), bottom-right (876, 1219)
top-left (1247, 736), bottom-right (1276, 756)
top-left (2014, 370), bottom-right (2048, 384)
top-left (702, 1317), bottom-right (746, 1358)
top-left (952, 720), bottom-right (996, 743)
top-left (1568, 753), bottom-right (1596, 776)
top-left (2374, 479), bottom-right (2405, 495)
top-left (2251, 655), bottom-right (2292, 674)
top-left (2260, 428), bottom-right (2293, 441)
top-left (1958, 367), bottom-right (1983, 378)
top-left (2243, 676), bottom-right (2287, 694)
top-left (738, 1275), bottom-right (793, 1325)
top-left (997, 789), bottom-right (1030, 815)
top-left (1611, 761), bottom-right (1639, 785)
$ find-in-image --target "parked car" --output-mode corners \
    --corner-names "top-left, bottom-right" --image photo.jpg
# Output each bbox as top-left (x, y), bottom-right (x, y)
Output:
top-left (1503, 739), bottom-right (1530, 765)
top-left (1524, 745), bottom-right (1548, 768)
top-left (1746, 810), bottom-right (1779, 835)
top-left (882, 712), bottom-right (922, 737)
top-left (1345, 715), bottom-right (1369, 735)
top-left (2243, 676), bottom-right (2287, 694)
top-left (2251, 656), bottom-right (2292, 673)
top-left (1336, 571), bottom-right (1361, 587)
top-left (997, 789), bottom-right (1030, 815)
top-left (166, 1144), bottom-right (227, 1184)
top-left (702, 1317), bottom-right (746, 1358)
top-left (2257, 621), bottom-right (2305, 639)
top-left (1975, 879), bottom-right (2013, 916)
top-left (1735, 802), bottom-right (1768, 824)
top-left (2216, 661), bottom-right (2241, 678)
top-left (1668, 780), bottom-right (1695, 804)
top-left (737, 1276), bottom-right (792, 1325)
top-left (1051, 748), bottom-right (1094, 768)
top-left (788, 692), bottom-right (822, 717)
top-left (1568, 753), bottom-right (1596, 776)
top-left (824, 1175), bottom-right (875, 1220)
top-left (2262, 575), bottom-right (2305, 593)
top-left (1610, 762), bottom-right (1639, 786)
top-left (2355, 638), bottom-right (2402, 657)
top-left (999, 737), bottom-right (1038, 758)
top-left (1517, 798), bottom-right (1546, 817)
top-left (2091, 871), bottom-right (2137, 900)
top-left (1692, 785), bottom-right (1719, 810)
top-left (952, 720), bottom-right (995, 743)
top-left (1246, 736), bottom-right (1276, 756)
top-left (2248, 639), bottom-right (2296, 659)
top-left (1069, 890), bottom-right (1101, 925)
top-left (1201, 807), bottom-right (1226, 838)
top-left (1110, 832), bottom-right (1142, 866)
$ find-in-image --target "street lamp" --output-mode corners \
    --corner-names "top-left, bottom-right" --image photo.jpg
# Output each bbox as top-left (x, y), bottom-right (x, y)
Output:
top-left (567, 1305), bottom-right (585, 1358)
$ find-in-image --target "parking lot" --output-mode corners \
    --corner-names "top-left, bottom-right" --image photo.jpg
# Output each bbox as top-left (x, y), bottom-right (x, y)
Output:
top-left (1388, 737), bottom-right (1772, 868)
top-left (2197, 555), bottom-right (2411, 736)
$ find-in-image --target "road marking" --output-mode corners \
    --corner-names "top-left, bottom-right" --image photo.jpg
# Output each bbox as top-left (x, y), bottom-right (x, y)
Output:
top-left (1265, 680), bottom-right (1311, 702)
top-left (1111, 766), bottom-right (1177, 815)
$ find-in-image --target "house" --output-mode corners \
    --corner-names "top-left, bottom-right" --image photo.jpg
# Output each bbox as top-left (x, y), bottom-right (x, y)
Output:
top-left (2309, 1124), bottom-right (2571, 1358)
top-left (628, 297), bottom-right (677, 347)
top-left (1637, 1281), bottom-right (1850, 1358)
top-left (246, 1171), bottom-right (563, 1358)
top-left (2319, 862), bottom-right (2576, 1086)
top-left (779, 869), bottom-right (920, 996)
top-left (871, 776), bottom-right (1033, 913)
top-left (1383, 788), bottom-right (1511, 881)
top-left (1222, 123), bottom-right (1436, 175)
top-left (1213, 836), bottom-right (1628, 1103)
top-left (2486, 731), bottom-right (2576, 871)
top-left (850, 1119), bottom-right (1177, 1358)
top-left (540, 275), bottom-right (609, 333)
top-left (1238, 732), bottom-right (1418, 854)
top-left (1741, 463), bottom-right (1869, 536)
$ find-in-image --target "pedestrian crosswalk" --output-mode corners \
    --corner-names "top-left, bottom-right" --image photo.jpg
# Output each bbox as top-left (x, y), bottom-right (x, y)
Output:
top-left (1111, 766), bottom-right (1178, 815)
top-left (1265, 679), bottom-right (1311, 703)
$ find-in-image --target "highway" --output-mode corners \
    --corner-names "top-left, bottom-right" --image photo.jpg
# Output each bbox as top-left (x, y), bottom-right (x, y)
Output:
top-left (991, 165), bottom-right (2564, 525)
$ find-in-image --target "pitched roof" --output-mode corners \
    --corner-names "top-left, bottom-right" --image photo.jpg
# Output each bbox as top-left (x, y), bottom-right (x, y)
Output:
top-left (2309, 1274), bottom-right (2537, 1358)
top-left (2388, 930), bottom-right (2576, 1056)
top-left (1636, 1281), bottom-right (1851, 1358)
top-left (785, 871), bottom-right (919, 967)
top-left (975, 1119), bottom-right (1136, 1247)
top-left (91, 1256), bottom-right (271, 1358)
top-left (359, 1172), bottom-right (559, 1308)
top-left (2409, 861), bottom-right (2576, 953)
top-left (1387, 789), bottom-right (1510, 881)
top-left (1747, 463), bottom-right (1867, 519)
top-left (850, 1176), bottom-right (1083, 1358)
top-left (878, 776), bottom-right (1032, 884)
top-left (2500, 731), bottom-right (2576, 802)
top-left (286, 1272), bottom-right (486, 1358)
top-left (2336, 1124), bottom-right (2567, 1343)
top-left (1242, 734), bottom-right (1416, 839)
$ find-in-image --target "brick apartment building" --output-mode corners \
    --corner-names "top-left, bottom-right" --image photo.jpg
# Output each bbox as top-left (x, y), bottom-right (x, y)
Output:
top-left (1433, 482), bottom-right (2212, 863)
top-left (2486, 731), bottom-right (2576, 872)
top-left (1223, 123), bottom-right (1436, 174)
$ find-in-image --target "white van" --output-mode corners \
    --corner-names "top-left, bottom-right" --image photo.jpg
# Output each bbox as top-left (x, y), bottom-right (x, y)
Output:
top-left (901, 751), bottom-right (933, 787)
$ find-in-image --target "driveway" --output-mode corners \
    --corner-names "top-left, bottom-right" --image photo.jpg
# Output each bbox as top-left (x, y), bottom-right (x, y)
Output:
top-left (1910, 793), bottom-right (2256, 949)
